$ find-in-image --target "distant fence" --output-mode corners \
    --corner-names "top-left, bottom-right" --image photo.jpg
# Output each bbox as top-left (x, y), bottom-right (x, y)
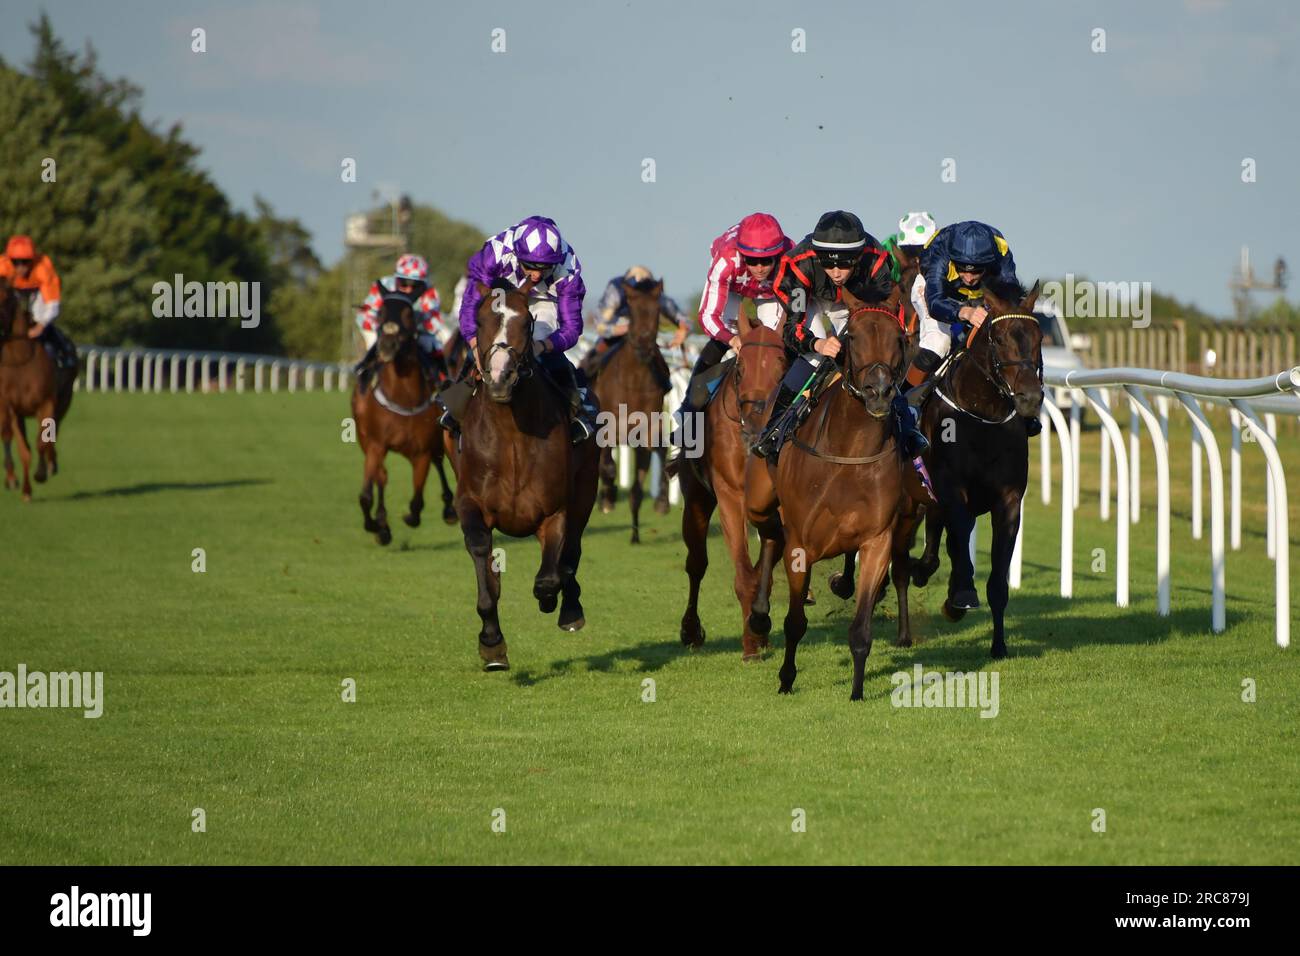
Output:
top-left (1084, 323), bottom-right (1298, 378)
top-left (1019, 365), bottom-right (1300, 649)
top-left (75, 346), bottom-right (354, 394)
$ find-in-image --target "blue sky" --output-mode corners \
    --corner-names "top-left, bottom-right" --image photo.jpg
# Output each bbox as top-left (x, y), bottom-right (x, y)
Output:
top-left (3, 0), bottom-right (1297, 315)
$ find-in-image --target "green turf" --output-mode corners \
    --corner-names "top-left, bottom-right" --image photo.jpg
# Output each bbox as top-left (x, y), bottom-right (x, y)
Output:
top-left (0, 392), bottom-right (1296, 865)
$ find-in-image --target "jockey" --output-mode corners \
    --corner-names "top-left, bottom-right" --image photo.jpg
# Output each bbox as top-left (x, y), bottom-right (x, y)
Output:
top-left (882, 210), bottom-right (938, 283)
top-left (681, 213), bottom-right (792, 411)
top-left (450, 215), bottom-right (597, 443)
top-left (353, 253), bottom-right (447, 389)
top-left (752, 211), bottom-right (929, 460)
top-left (594, 265), bottom-right (692, 348)
top-left (0, 235), bottom-right (76, 368)
top-left (907, 220), bottom-right (1041, 435)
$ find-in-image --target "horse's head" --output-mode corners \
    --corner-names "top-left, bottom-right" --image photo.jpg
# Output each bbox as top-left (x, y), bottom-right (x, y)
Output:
top-left (839, 286), bottom-right (907, 418)
top-left (0, 276), bottom-right (32, 345)
top-left (474, 279), bottom-right (536, 403)
top-left (733, 309), bottom-right (788, 446)
top-left (977, 278), bottom-right (1045, 418)
top-left (375, 294), bottom-right (417, 364)
top-left (622, 279), bottom-right (663, 351)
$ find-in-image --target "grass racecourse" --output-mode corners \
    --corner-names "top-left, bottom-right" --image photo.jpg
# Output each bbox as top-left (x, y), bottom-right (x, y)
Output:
top-left (1, 391), bottom-right (1297, 866)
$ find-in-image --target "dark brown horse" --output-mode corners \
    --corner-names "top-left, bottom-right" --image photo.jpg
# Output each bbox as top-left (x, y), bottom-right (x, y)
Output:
top-left (351, 296), bottom-right (457, 544)
top-left (678, 312), bottom-right (790, 660)
top-left (910, 279), bottom-right (1045, 658)
top-left (0, 279), bottom-right (75, 501)
top-left (455, 279), bottom-right (600, 670)
top-left (744, 288), bottom-right (909, 699)
top-left (591, 281), bottom-right (673, 542)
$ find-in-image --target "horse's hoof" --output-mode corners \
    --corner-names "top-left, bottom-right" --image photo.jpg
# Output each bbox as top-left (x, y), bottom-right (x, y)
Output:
top-left (22, 493), bottom-right (32, 503)
top-left (748, 611), bottom-right (771, 635)
top-left (828, 572), bottom-right (855, 600)
top-left (600, 501), bottom-right (614, 515)
top-left (894, 636), bottom-right (914, 648)
top-left (849, 691), bottom-right (864, 702)
top-left (680, 622), bottom-right (705, 648)
top-left (941, 599), bottom-right (967, 622)
top-left (778, 683), bottom-right (793, 695)
top-left (912, 558), bottom-right (939, 587)
top-left (654, 499), bottom-right (669, 516)
top-left (376, 527), bottom-right (392, 546)
top-left (442, 508), bottom-right (458, 526)
top-left (558, 615), bottom-right (585, 633)
top-left (402, 512), bottom-right (420, 528)
top-left (33, 470), bottom-right (47, 484)
top-left (991, 643), bottom-right (1008, 660)
top-left (479, 640), bottom-right (509, 670)
top-left (538, 593), bottom-right (558, 614)
top-left (950, 589), bottom-right (980, 610)
top-left (804, 589), bottom-right (817, 606)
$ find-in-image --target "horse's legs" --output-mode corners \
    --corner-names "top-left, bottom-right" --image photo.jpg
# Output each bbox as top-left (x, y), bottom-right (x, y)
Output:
top-left (718, 490), bottom-right (767, 660)
top-left (359, 443), bottom-right (381, 539)
top-left (941, 497), bottom-right (977, 619)
top-left (892, 507), bottom-right (925, 648)
top-left (598, 445), bottom-right (617, 514)
top-left (986, 493), bottom-right (1022, 659)
top-left (829, 551), bottom-right (857, 600)
top-left (679, 480), bottom-right (717, 648)
top-left (12, 415), bottom-right (32, 502)
top-left (629, 446), bottom-right (649, 544)
top-left (777, 537), bottom-right (811, 694)
top-left (559, 444), bottom-right (599, 632)
top-left (32, 402), bottom-right (55, 484)
top-left (459, 501), bottom-right (507, 668)
top-left (403, 453), bottom-right (431, 528)
top-left (2, 423), bottom-right (15, 491)
top-left (374, 461), bottom-right (391, 545)
top-left (913, 506), bottom-right (944, 586)
top-left (653, 447), bottom-right (671, 514)
top-left (433, 450), bottom-right (457, 525)
top-left (848, 532), bottom-right (893, 701)
top-left (534, 510), bottom-right (566, 614)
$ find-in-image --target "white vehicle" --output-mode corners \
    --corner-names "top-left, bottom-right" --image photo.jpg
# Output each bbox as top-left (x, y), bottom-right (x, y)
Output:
top-left (1036, 298), bottom-right (1086, 410)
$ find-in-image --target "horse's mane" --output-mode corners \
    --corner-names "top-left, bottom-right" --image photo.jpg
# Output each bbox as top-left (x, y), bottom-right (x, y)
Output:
top-left (489, 277), bottom-right (515, 294)
top-left (982, 275), bottom-right (1028, 307)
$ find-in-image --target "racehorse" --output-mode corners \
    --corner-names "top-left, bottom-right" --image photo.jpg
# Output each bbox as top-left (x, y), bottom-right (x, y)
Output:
top-left (455, 279), bottom-right (600, 670)
top-left (590, 281), bottom-right (673, 542)
top-left (351, 295), bottom-right (457, 544)
top-left (677, 310), bottom-right (790, 660)
top-left (910, 278), bottom-right (1045, 658)
top-left (0, 278), bottom-right (76, 501)
top-left (744, 287), bottom-right (909, 699)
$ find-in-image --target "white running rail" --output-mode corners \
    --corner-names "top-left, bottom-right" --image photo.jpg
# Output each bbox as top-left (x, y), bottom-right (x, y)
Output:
top-left (74, 345), bottom-right (354, 395)
top-left (1023, 365), bottom-right (1299, 648)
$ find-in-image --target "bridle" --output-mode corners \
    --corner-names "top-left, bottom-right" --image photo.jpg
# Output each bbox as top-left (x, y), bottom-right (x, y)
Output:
top-left (966, 312), bottom-right (1042, 404)
top-left (479, 307), bottom-right (536, 391)
top-left (838, 304), bottom-right (907, 417)
top-left (372, 305), bottom-right (440, 416)
top-left (729, 336), bottom-right (785, 432)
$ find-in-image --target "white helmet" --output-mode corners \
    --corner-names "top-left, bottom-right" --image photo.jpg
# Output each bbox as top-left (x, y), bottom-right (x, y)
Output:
top-left (898, 211), bottom-right (938, 247)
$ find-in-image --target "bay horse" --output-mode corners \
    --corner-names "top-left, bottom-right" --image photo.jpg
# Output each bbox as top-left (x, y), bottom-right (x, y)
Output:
top-left (744, 287), bottom-right (909, 699)
top-left (0, 279), bottom-right (76, 501)
top-left (351, 295), bottom-right (457, 544)
top-left (455, 279), bottom-right (600, 670)
top-left (909, 279), bottom-right (1045, 658)
top-left (677, 310), bottom-right (790, 660)
top-left (591, 281), bottom-right (673, 542)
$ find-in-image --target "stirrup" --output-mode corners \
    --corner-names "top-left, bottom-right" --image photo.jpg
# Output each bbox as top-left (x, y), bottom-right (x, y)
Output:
top-left (570, 417), bottom-right (595, 444)
top-left (439, 408), bottom-right (460, 435)
top-left (903, 428), bottom-right (930, 458)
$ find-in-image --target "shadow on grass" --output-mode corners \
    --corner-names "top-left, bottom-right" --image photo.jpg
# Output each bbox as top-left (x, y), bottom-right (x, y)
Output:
top-left (55, 478), bottom-right (271, 501)
top-left (507, 585), bottom-right (1248, 691)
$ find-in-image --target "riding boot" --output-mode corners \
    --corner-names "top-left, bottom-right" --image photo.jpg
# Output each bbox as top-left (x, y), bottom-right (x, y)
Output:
top-left (752, 383), bottom-right (800, 460)
top-left (353, 345), bottom-right (379, 395)
top-left (570, 386), bottom-right (598, 444)
top-left (1024, 414), bottom-right (1043, 437)
top-left (892, 395), bottom-right (930, 458)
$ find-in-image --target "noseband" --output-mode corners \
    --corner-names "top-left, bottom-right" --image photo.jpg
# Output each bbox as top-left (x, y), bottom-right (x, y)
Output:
top-left (969, 313), bottom-right (1042, 403)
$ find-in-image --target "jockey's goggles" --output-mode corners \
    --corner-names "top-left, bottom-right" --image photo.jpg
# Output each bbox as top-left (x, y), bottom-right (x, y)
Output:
top-left (742, 255), bottom-right (777, 267)
top-left (955, 262), bottom-right (988, 275)
top-left (816, 250), bottom-right (861, 269)
top-left (518, 259), bottom-right (555, 274)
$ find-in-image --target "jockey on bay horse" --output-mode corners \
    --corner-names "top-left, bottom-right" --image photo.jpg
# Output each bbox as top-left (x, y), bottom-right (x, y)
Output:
top-left (353, 253), bottom-right (449, 392)
top-left (439, 215), bottom-right (598, 444)
top-left (0, 235), bottom-right (77, 371)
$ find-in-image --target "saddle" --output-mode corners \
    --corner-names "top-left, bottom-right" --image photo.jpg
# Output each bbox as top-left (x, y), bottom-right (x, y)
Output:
top-left (686, 357), bottom-right (732, 411)
top-left (586, 337), bottom-right (671, 392)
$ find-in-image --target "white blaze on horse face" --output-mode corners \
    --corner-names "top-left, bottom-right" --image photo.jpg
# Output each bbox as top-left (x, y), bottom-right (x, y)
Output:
top-left (489, 307), bottom-right (520, 382)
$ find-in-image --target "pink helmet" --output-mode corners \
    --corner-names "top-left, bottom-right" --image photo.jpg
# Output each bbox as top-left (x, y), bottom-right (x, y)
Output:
top-left (736, 213), bottom-right (787, 258)
top-left (394, 254), bottom-right (429, 282)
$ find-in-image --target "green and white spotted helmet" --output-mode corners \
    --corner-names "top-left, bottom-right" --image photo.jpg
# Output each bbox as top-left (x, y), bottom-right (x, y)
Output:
top-left (898, 211), bottom-right (938, 248)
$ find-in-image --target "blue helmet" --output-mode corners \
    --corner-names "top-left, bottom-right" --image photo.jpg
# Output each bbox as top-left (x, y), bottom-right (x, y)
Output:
top-left (948, 221), bottom-right (1000, 268)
